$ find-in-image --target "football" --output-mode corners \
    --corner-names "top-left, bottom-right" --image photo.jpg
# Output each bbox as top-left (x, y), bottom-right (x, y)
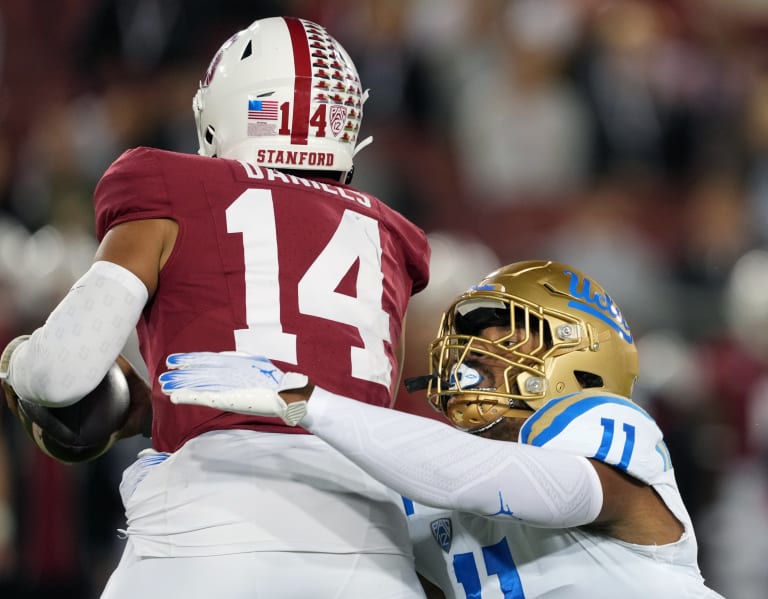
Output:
top-left (17, 361), bottom-right (131, 463)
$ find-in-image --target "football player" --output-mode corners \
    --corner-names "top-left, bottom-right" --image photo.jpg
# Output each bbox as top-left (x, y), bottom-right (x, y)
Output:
top-left (0, 17), bottom-right (430, 599)
top-left (165, 261), bottom-right (725, 598)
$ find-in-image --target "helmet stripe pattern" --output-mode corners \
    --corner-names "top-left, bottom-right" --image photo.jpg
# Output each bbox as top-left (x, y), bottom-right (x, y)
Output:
top-left (285, 17), bottom-right (311, 145)
top-left (192, 16), bottom-right (368, 181)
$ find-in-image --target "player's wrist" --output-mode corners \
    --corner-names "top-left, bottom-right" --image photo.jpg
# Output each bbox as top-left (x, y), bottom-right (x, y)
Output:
top-left (293, 385), bottom-right (343, 430)
top-left (278, 383), bottom-right (315, 404)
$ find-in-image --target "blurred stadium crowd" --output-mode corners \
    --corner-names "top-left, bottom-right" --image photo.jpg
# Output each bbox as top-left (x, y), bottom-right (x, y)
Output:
top-left (0, 0), bottom-right (767, 597)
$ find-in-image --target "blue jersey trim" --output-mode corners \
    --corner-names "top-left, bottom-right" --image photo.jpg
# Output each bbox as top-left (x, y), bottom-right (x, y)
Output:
top-left (402, 496), bottom-right (415, 516)
top-left (521, 393), bottom-right (652, 447)
top-left (655, 441), bottom-right (673, 471)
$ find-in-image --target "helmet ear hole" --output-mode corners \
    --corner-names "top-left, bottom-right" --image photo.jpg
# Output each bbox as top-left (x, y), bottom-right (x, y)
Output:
top-left (205, 126), bottom-right (216, 145)
top-left (241, 41), bottom-right (252, 60)
top-left (574, 371), bottom-right (603, 388)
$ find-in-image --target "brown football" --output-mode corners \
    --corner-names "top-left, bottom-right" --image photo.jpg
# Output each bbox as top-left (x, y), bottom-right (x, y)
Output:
top-left (17, 361), bottom-right (131, 463)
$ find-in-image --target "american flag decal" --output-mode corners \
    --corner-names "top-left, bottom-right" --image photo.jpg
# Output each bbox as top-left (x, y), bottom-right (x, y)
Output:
top-left (248, 99), bottom-right (279, 121)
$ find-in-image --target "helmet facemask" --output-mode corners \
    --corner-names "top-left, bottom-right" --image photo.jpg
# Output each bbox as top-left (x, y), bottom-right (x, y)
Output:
top-left (428, 296), bottom-right (580, 432)
top-left (424, 262), bottom-right (639, 434)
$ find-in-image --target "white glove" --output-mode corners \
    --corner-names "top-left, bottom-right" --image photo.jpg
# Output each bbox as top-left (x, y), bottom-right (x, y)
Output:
top-left (159, 352), bottom-right (310, 426)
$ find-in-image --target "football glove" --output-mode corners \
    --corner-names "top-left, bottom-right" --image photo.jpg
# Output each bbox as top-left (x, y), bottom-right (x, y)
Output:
top-left (160, 352), bottom-right (309, 426)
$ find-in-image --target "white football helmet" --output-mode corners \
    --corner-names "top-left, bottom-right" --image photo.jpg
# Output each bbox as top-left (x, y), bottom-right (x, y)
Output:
top-left (193, 16), bottom-right (371, 182)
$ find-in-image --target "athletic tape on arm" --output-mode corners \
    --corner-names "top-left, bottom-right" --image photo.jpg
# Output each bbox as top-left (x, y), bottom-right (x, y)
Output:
top-left (303, 388), bottom-right (603, 528)
top-left (8, 261), bottom-right (148, 406)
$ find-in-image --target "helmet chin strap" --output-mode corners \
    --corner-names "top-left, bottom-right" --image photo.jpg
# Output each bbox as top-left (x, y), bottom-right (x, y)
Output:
top-left (466, 406), bottom-right (534, 436)
top-left (467, 416), bottom-right (505, 435)
top-left (353, 135), bottom-right (373, 157)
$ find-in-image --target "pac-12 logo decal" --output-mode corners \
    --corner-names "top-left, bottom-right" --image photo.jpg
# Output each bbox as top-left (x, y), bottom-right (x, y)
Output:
top-left (329, 105), bottom-right (347, 137)
top-left (431, 518), bottom-right (453, 553)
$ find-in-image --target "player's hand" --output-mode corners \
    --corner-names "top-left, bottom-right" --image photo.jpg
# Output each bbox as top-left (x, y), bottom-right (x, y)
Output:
top-left (0, 335), bottom-right (31, 419)
top-left (115, 355), bottom-right (153, 440)
top-left (159, 352), bottom-right (312, 426)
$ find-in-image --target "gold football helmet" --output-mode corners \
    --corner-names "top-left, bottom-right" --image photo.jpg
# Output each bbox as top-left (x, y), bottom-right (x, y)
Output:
top-left (424, 260), bottom-right (639, 432)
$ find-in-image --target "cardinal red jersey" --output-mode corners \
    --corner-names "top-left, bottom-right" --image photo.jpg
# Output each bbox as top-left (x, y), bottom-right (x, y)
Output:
top-left (94, 147), bottom-right (430, 452)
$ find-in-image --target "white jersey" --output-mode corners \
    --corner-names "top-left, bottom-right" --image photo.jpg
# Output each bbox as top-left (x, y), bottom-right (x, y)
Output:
top-left (105, 430), bottom-right (427, 599)
top-left (402, 391), bottom-right (723, 598)
top-left (120, 429), bottom-right (414, 558)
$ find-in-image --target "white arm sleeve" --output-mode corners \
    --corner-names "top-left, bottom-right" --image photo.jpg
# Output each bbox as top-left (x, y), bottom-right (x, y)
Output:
top-left (303, 388), bottom-right (604, 528)
top-left (8, 261), bottom-right (148, 406)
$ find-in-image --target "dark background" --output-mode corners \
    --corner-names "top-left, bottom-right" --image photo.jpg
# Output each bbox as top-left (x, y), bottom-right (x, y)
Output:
top-left (1, 1), bottom-right (767, 597)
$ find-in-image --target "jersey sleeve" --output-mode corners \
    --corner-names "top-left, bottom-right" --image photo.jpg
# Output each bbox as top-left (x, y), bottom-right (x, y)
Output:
top-left (519, 391), bottom-right (673, 485)
top-left (373, 198), bottom-right (430, 297)
top-left (93, 147), bottom-right (172, 241)
top-left (302, 387), bottom-right (603, 527)
top-left (391, 210), bottom-right (430, 296)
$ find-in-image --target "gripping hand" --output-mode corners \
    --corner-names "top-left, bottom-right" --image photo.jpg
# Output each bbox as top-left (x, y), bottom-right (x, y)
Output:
top-left (159, 352), bottom-right (309, 426)
top-left (0, 335), bottom-right (31, 419)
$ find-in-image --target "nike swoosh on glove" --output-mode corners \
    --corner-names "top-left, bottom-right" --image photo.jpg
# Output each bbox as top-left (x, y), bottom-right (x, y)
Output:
top-left (159, 352), bottom-right (309, 426)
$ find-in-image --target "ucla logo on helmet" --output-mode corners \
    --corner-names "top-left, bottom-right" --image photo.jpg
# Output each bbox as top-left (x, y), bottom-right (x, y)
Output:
top-left (562, 270), bottom-right (633, 344)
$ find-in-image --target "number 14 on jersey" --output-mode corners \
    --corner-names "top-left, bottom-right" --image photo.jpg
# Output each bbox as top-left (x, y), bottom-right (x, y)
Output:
top-left (226, 188), bottom-right (391, 386)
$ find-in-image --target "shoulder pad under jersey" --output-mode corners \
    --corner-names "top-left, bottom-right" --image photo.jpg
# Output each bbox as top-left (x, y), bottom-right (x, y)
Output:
top-left (519, 391), bottom-right (672, 484)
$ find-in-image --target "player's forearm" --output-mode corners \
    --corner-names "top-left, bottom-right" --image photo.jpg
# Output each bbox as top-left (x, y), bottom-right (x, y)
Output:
top-left (302, 387), bottom-right (603, 527)
top-left (5, 261), bottom-right (148, 406)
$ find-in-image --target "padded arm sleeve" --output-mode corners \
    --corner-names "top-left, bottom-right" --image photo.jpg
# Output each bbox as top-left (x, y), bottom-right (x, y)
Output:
top-left (303, 388), bottom-right (604, 528)
top-left (7, 261), bottom-right (148, 406)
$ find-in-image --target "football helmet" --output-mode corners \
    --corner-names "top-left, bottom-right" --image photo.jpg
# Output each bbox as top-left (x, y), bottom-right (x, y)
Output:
top-left (193, 16), bottom-right (371, 183)
top-left (425, 260), bottom-right (639, 432)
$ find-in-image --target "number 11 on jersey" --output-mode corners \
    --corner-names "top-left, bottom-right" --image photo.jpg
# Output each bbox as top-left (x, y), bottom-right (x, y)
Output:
top-left (454, 538), bottom-right (525, 598)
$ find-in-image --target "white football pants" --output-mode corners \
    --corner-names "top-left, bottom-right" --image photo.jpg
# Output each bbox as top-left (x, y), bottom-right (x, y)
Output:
top-left (101, 538), bottom-right (425, 598)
